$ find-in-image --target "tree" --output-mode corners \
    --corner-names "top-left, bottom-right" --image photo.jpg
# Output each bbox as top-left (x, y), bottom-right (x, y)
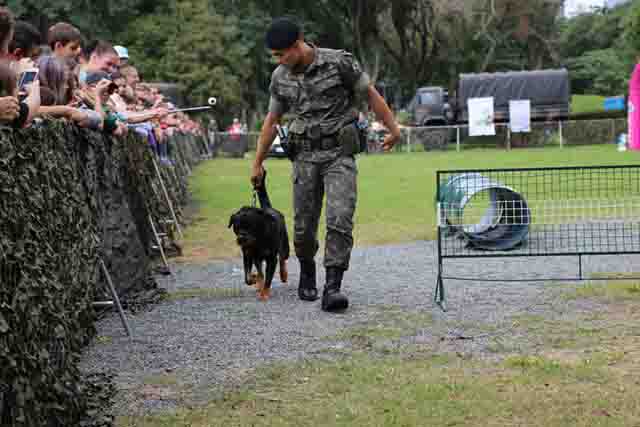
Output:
top-left (166, 1), bottom-right (251, 109)
top-left (6, 0), bottom-right (168, 42)
top-left (120, 11), bottom-right (174, 82)
top-left (560, 3), bottom-right (634, 94)
top-left (122, 0), bottom-right (252, 122)
top-left (624, 1), bottom-right (640, 56)
top-left (464, 0), bottom-right (562, 72)
top-left (568, 49), bottom-right (629, 95)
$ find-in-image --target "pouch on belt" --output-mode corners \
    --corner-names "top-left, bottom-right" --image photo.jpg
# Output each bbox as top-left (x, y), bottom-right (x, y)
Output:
top-left (337, 122), bottom-right (366, 156)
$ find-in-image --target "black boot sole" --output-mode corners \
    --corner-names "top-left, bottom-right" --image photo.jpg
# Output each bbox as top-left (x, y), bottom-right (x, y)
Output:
top-left (321, 293), bottom-right (349, 312)
top-left (298, 288), bottom-right (318, 301)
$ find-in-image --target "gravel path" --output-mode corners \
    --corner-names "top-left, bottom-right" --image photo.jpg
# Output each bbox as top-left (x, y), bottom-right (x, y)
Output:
top-left (79, 240), bottom-right (640, 417)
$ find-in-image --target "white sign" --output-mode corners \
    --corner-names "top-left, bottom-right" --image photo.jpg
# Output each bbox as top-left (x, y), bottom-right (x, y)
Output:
top-left (509, 100), bottom-right (531, 133)
top-left (468, 97), bottom-right (495, 136)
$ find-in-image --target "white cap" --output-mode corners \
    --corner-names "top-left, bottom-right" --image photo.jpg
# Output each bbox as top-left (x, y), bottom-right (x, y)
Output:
top-left (114, 45), bottom-right (129, 59)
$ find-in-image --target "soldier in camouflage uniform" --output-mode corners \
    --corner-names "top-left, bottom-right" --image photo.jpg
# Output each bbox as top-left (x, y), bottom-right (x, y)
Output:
top-left (251, 17), bottom-right (400, 312)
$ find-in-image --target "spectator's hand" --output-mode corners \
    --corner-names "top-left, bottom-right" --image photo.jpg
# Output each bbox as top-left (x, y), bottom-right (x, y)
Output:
top-left (22, 79), bottom-right (39, 94)
top-left (250, 163), bottom-right (265, 189)
top-left (95, 79), bottom-right (112, 96)
top-left (120, 85), bottom-right (135, 100)
top-left (109, 93), bottom-right (128, 112)
top-left (0, 96), bottom-right (20, 121)
top-left (16, 58), bottom-right (36, 75)
top-left (113, 122), bottom-right (128, 137)
top-left (75, 88), bottom-right (96, 109)
top-left (19, 80), bottom-right (39, 104)
top-left (153, 107), bottom-right (169, 118)
top-left (17, 74), bottom-right (40, 100)
top-left (20, 80), bottom-right (40, 126)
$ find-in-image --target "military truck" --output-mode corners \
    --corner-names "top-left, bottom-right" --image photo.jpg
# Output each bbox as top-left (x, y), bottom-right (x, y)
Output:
top-left (406, 86), bottom-right (452, 127)
top-left (408, 69), bottom-right (570, 126)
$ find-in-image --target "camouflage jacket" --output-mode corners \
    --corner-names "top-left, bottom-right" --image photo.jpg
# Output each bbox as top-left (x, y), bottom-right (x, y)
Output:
top-left (268, 46), bottom-right (370, 140)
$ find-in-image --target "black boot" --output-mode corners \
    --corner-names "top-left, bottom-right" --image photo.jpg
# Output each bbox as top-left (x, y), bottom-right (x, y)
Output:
top-left (321, 267), bottom-right (349, 312)
top-left (298, 259), bottom-right (318, 301)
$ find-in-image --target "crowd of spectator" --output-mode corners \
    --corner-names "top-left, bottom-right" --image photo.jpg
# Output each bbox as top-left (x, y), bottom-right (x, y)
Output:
top-left (0, 6), bottom-right (206, 165)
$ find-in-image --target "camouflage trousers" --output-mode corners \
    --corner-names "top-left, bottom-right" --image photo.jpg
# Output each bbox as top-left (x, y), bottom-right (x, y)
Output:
top-left (292, 154), bottom-right (357, 270)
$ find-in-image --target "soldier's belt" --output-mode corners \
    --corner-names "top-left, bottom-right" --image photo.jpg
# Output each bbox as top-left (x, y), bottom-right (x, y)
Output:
top-left (292, 136), bottom-right (340, 152)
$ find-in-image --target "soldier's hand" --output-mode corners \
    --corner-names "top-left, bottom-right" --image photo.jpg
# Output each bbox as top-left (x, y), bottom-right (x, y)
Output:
top-left (250, 163), bottom-right (264, 189)
top-left (382, 131), bottom-right (400, 152)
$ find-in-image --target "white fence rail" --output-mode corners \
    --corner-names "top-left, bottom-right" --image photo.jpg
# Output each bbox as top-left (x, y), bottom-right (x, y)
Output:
top-left (207, 117), bottom-right (627, 155)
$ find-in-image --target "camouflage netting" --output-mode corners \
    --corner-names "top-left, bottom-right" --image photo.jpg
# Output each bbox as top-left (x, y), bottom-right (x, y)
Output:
top-left (0, 119), bottom-right (205, 426)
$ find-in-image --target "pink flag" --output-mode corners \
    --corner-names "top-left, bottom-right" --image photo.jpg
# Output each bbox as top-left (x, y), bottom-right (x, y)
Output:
top-left (628, 63), bottom-right (640, 150)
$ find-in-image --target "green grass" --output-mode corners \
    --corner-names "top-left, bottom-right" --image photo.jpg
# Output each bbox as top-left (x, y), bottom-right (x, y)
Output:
top-left (508, 314), bottom-right (604, 350)
top-left (180, 145), bottom-right (640, 261)
top-left (327, 307), bottom-right (433, 350)
top-left (118, 350), bottom-right (640, 427)
top-left (562, 273), bottom-right (640, 303)
top-left (572, 94), bottom-right (606, 113)
top-left (565, 280), bottom-right (640, 303)
top-left (118, 287), bottom-right (640, 427)
top-left (118, 288), bottom-right (640, 427)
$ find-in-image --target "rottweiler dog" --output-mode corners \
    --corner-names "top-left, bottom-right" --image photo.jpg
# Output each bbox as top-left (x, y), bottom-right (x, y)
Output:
top-left (228, 170), bottom-right (289, 300)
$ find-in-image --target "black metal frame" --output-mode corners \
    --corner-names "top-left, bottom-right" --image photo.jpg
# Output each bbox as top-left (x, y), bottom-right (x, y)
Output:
top-left (435, 165), bottom-right (640, 311)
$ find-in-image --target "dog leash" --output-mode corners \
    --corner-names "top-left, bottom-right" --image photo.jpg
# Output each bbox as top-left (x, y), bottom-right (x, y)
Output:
top-left (251, 169), bottom-right (266, 208)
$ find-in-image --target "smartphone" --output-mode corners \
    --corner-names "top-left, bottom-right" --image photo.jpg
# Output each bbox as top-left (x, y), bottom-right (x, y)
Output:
top-left (18, 69), bottom-right (39, 90)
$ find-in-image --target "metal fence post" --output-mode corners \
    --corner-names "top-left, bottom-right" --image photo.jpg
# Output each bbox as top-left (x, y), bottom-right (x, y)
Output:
top-left (559, 120), bottom-right (564, 148)
top-left (99, 259), bottom-right (132, 338)
top-left (151, 156), bottom-right (183, 239)
top-left (611, 118), bottom-right (615, 143)
top-left (456, 126), bottom-right (461, 152)
top-left (407, 127), bottom-right (411, 153)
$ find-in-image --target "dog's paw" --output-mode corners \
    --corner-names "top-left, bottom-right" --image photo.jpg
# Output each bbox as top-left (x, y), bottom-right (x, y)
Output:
top-left (252, 273), bottom-right (264, 290)
top-left (248, 272), bottom-right (264, 286)
top-left (279, 259), bottom-right (288, 283)
top-left (258, 287), bottom-right (271, 301)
